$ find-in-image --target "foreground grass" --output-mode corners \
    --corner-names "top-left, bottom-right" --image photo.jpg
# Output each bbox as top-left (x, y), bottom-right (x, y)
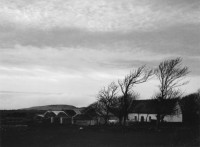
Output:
top-left (1, 125), bottom-right (199, 147)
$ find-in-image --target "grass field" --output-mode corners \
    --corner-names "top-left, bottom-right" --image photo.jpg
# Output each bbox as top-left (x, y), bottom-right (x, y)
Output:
top-left (1, 125), bottom-right (199, 147)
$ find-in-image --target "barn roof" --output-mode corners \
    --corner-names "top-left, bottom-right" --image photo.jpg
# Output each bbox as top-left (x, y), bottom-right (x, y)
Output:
top-left (52, 111), bottom-right (65, 115)
top-left (44, 110), bottom-right (69, 117)
top-left (63, 109), bottom-right (77, 117)
top-left (129, 99), bottom-right (179, 115)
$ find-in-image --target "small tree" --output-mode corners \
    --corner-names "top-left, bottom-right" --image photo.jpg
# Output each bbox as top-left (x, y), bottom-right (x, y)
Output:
top-left (154, 57), bottom-right (189, 125)
top-left (109, 96), bottom-right (123, 124)
top-left (118, 65), bottom-right (153, 125)
top-left (97, 82), bottom-right (118, 124)
top-left (109, 92), bottom-right (139, 125)
top-left (83, 102), bottom-right (105, 125)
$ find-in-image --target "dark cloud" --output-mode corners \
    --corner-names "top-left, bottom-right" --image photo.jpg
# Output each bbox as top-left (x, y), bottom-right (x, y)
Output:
top-left (99, 56), bottom-right (200, 76)
top-left (0, 24), bottom-right (199, 57)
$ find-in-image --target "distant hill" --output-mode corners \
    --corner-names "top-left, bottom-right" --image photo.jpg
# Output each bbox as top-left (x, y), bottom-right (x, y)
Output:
top-left (22, 105), bottom-right (82, 114)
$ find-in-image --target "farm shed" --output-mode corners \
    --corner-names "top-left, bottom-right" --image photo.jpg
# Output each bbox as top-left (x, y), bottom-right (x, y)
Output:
top-left (35, 111), bottom-right (71, 124)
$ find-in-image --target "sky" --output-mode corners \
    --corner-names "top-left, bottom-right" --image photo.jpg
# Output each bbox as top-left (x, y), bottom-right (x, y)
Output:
top-left (0, 0), bottom-right (200, 109)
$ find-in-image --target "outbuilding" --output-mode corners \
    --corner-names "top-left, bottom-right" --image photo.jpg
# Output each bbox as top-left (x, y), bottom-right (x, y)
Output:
top-left (35, 110), bottom-right (71, 124)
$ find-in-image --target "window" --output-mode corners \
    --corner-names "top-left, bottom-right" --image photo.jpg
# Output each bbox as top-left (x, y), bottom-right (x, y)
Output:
top-left (149, 116), bottom-right (151, 122)
top-left (141, 116), bottom-right (144, 122)
top-left (135, 116), bottom-right (137, 121)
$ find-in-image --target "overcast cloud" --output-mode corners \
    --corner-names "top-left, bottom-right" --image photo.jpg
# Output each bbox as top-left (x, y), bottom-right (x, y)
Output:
top-left (0, 0), bottom-right (200, 109)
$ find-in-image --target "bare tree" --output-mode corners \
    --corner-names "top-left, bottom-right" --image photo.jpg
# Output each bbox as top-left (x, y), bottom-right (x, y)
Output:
top-left (155, 57), bottom-right (189, 100)
top-left (154, 57), bottom-right (189, 125)
top-left (97, 82), bottom-right (118, 124)
top-left (118, 65), bottom-right (153, 125)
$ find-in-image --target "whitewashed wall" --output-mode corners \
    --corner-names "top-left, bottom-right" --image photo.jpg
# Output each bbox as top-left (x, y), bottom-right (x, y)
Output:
top-left (128, 113), bottom-right (156, 122)
top-left (164, 114), bottom-right (182, 122)
top-left (128, 113), bottom-right (182, 122)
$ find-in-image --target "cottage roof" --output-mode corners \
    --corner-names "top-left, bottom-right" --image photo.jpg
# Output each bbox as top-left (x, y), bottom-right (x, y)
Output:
top-left (129, 99), bottom-right (179, 115)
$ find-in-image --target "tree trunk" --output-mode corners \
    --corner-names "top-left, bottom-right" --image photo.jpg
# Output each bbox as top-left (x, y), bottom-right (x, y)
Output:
top-left (104, 116), bottom-right (108, 125)
top-left (119, 117), bottom-right (122, 125)
top-left (156, 114), bottom-right (160, 129)
top-left (160, 115), bottom-right (165, 123)
top-left (104, 110), bottom-right (110, 125)
top-left (123, 116), bottom-right (126, 126)
top-left (123, 95), bottom-right (128, 126)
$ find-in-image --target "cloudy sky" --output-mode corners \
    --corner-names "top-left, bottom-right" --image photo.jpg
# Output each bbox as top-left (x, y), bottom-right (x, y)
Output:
top-left (0, 0), bottom-right (200, 109)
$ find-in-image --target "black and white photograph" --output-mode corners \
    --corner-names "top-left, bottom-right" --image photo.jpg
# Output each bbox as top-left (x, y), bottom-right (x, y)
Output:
top-left (0, 0), bottom-right (200, 146)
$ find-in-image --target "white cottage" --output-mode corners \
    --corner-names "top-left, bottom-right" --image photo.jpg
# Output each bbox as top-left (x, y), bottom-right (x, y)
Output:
top-left (128, 99), bottom-right (182, 123)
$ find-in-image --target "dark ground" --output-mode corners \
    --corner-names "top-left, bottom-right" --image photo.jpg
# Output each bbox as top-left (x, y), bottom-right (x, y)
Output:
top-left (1, 125), bottom-right (199, 147)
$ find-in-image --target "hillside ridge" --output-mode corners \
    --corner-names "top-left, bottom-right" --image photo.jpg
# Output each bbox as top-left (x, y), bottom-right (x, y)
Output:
top-left (21, 104), bottom-right (80, 111)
